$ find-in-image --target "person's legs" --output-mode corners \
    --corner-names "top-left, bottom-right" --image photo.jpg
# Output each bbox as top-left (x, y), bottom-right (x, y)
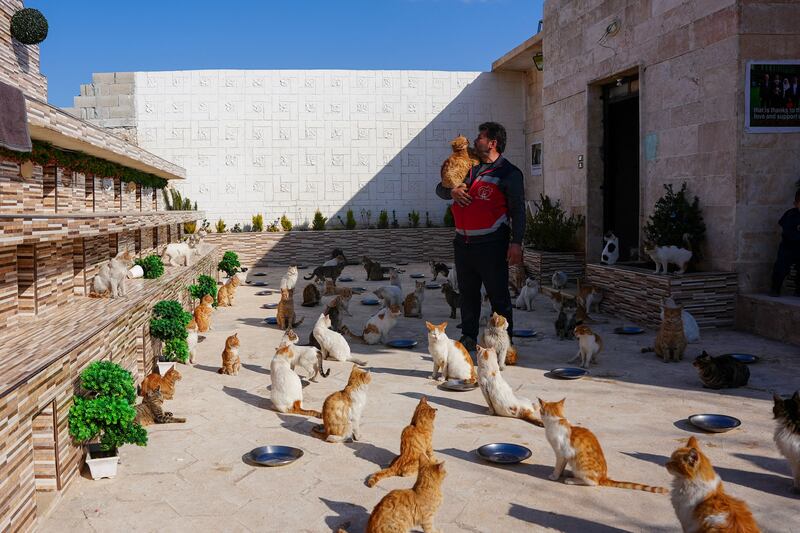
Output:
top-left (791, 247), bottom-right (800, 296)
top-left (771, 243), bottom-right (793, 295)
top-left (454, 240), bottom-right (482, 348)
top-left (477, 240), bottom-right (514, 337)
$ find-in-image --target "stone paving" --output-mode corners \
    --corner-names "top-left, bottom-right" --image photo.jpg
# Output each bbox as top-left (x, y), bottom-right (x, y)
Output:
top-left (39, 263), bottom-right (800, 532)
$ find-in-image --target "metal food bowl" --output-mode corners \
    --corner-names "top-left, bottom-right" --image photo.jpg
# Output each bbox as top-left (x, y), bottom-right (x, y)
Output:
top-left (263, 303), bottom-right (278, 309)
top-left (410, 273), bottom-right (426, 279)
top-left (614, 326), bottom-right (644, 335)
top-left (385, 339), bottom-right (418, 349)
top-left (476, 443), bottom-right (532, 464)
top-left (425, 282), bottom-right (442, 289)
top-left (439, 379), bottom-right (478, 392)
top-left (513, 329), bottom-right (536, 338)
top-left (264, 317), bottom-right (278, 325)
top-left (724, 353), bottom-right (759, 364)
top-left (247, 445), bottom-right (304, 467)
top-left (688, 414), bottom-right (741, 433)
top-left (253, 272), bottom-right (267, 277)
top-left (251, 281), bottom-right (268, 287)
top-left (361, 298), bottom-right (380, 305)
top-left (338, 276), bottom-right (353, 282)
top-left (548, 367), bottom-right (589, 380)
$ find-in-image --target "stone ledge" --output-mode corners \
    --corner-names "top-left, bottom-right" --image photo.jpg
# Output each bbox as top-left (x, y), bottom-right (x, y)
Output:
top-left (736, 293), bottom-right (800, 346)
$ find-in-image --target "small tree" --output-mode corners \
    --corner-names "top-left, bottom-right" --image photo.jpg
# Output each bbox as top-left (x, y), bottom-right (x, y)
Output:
top-left (523, 194), bottom-right (585, 252)
top-left (152, 300), bottom-right (192, 325)
top-left (68, 361), bottom-right (148, 452)
top-left (345, 209), bottom-right (357, 230)
top-left (312, 210), bottom-right (327, 231)
top-left (216, 219), bottom-right (227, 233)
top-left (162, 338), bottom-right (190, 363)
top-left (377, 210), bottom-right (389, 229)
top-left (408, 210), bottom-right (420, 228)
top-left (218, 251), bottom-right (241, 277)
top-left (280, 214), bottom-right (293, 231)
top-left (188, 275), bottom-right (218, 306)
top-left (643, 183), bottom-right (706, 256)
top-left (443, 205), bottom-right (455, 227)
top-left (251, 214), bottom-right (264, 232)
top-left (134, 254), bottom-right (164, 279)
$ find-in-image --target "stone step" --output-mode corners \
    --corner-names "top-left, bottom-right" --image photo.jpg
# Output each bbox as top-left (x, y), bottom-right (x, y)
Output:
top-left (736, 293), bottom-right (800, 346)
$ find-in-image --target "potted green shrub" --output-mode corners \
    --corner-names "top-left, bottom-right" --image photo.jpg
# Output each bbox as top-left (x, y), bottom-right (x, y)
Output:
top-left (218, 251), bottom-right (241, 278)
top-left (251, 214), bottom-right (264, 232)
top-left (68, 361), bottom-right (148, 479)
top-left (643, 183), bottom-right (706, 264)
top-left (523, 194), bottom-right (586, 282)
top-left (312, 210), bottom-right (327, 231)
top-left (280, 214), bottom-right (293, 231)
top-left (134, 254), bottom-right (165, 279)
top-left (188, 275), bottom-right (218, 306)
top-left (150, 300), bottom-right (191, 373)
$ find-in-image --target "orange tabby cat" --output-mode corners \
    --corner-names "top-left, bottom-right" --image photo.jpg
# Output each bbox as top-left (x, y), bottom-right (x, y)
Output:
top-left (216, 275), bottom-right (241, 307)
top-left (367, 397), bottom-right (437, 487)
top-left (313, 365), bottom-right (371, 443)
top-left (366, 456), bottom-right (446, 533)
top-left (140, 367), bottom-right (182, 400)
top-left (643, 305), bottom-right (687, 363)
top-left (193, 294), bottom-right (214, 333)
top-left (667, 437), bottom-right (760, 533)
top-left (539, 397), bottom-right (667, 493)
top-left (217, 333), bottom-right (241, 375)
top-left (276, 288), bottom-right (304, 330)
top-left (440, 134), bottom-right (479, 188)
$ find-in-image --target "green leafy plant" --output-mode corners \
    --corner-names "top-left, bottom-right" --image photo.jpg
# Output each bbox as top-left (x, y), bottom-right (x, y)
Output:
top-left (10, 8), bottom-right (48, 45)
top-left (188, 274), bottom-right (218, 306)
top-left (443, 205), bottom-right (455, 227)
top-left (152, 300), bottom-right (191, 326)
top-left (408, 210), bottom-right (420, 228)
top-left (162, 338), bottom-right (190, 363)
top-left (149, 318), bottom-right (188, 342)
top-left (643, 183), bottom-right (706, 256)
top-left (217, 251), bottom-right (241, 277)
top-left (216, 219), bottom-right (226, 233)
top-left (345, 209), bottom-right (357, 230)
top-left (280, 214), bottom-right (293, 231)
top-left (523, 194), bottom-right (585, 252)
top-left (312, 210), bottom-right (327, 231)
top-left (377, 210), bottom-right (389, 229)
top-left (162, 188), bottom-right (197, 211)
top-left (68, 361), bottom-right (147, 452)
top-left (267, 219), bottom-right (281, 232)
top-left (251, 214), bottom-right (264, 232)
top-left (183, 221), bottom-right (196, 234)
top-left (134, 254), bottom-right (164, 279)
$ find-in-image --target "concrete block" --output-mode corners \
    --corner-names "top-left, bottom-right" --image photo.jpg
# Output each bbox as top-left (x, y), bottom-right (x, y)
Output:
top-left (72, 96), bottom-right (96, 107)
top-left (114, 72), bottom-right (135, 83)
top-left (97, 95), bottom-right (119, 107)
top-left (92, 72), bottom-right (116, 84)
top-left (110, 83), bottom-right (134, 95)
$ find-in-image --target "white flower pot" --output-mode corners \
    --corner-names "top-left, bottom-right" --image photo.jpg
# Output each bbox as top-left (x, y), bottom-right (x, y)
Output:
top-left (128, 265), bottom-right (144, 279)
top-left (86, 445), bottom-right (119, 480)
top-left (157, 360), bottom-right (176, 375)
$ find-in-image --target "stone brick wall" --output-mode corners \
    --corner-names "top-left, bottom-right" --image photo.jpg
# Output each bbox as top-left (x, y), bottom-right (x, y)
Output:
top-left (0, 0), bottom-right (47, 100)
top-left (65, 72), bottom-right (137, 143)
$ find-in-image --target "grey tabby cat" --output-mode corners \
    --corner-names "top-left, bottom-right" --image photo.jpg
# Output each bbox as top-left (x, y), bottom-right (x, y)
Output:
top-left (134, 387), bottom-right (186, 426)
top-left (692, 351), bottom-right (750, 389)
top-left (554, 298), bottom-right (578, 340)
top-left (303, 263), bottom-right (345, 283)
top-left (441, 281), bottom-right (461, 319)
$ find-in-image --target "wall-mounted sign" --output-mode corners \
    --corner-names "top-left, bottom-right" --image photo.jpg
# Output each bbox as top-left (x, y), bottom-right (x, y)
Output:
top-left (746, 60), bottom-right (800, 133)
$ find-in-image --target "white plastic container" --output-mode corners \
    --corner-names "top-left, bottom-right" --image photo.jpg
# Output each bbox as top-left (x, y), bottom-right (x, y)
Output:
top-left (128, 265), bottom-right (144, 279)
top-left (85, 444), bottom-right (119, 480)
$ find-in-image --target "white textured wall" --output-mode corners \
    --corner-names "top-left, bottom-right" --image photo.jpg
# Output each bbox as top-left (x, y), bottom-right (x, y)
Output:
top-left (133, 69), bottom-right (525, 227)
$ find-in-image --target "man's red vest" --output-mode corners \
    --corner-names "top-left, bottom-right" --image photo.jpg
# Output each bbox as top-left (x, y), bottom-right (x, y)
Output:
top-left (451, 163), bottom-right (509, 240)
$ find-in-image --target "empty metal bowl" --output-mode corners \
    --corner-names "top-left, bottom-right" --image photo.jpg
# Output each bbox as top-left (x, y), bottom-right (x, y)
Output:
top-left (614, 326), bottom-right (644, 335)
top-left (247, 445), bottom-right (304, 467)
top-left (513, 329), bottom-right (536, 338)
top-left (410, 273), bottom-right (426, 279)
top-left (263, 303), bottom-right (278, 309)
top-left (476, 443), bottom-right (532, 464)
top-left (338, 276), bottom-right (353, 282)
top-left (548, 367), bottom-right (589, 380)
top-left (396, 261), bottom-right (409, 266)
top-left (386, 339), bottom-right (418, 349)
top-left (361, 298), bottom-right (380, 305)
top-left (256, 290), bottom-right (272, 296)
top-left (724, 353), bottom-right (759, 364)
top-left (264, 317), bottom-right (278, 325)
top-left (253, 272), bottom-right (267, 277)
top-left (439, 379), bottom-right (478, 392)
top-left (252, 281), bottom-right (268, 287)
top-left (425, 282), bottom-right (442, 289)
top-left (688, 414), bottom-right (741, 433)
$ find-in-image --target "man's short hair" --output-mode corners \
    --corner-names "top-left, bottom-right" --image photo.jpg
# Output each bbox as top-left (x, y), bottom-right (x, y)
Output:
top-left (478, 122), bottom-right (507, 154)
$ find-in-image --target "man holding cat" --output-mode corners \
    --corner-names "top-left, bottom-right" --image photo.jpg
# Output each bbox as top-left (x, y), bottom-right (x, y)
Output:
top-left (435, 122), bottom-right (525, 351)
top-left (770, 188), bottom-right (800, 297)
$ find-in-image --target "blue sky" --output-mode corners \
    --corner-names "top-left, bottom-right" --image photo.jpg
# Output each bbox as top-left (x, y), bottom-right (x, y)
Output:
top-left (28, 0), bottom-right (543, 108)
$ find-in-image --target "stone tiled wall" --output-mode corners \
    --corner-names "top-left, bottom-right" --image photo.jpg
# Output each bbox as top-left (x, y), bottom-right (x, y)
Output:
top-left (205, 227), bottom-right (455, 268)
top-left (0, 0), bottom-right (47, 100)
top-left (522, 249), bottom-right (585, 285)
top-left (0, 245), bottom-right (16, 328)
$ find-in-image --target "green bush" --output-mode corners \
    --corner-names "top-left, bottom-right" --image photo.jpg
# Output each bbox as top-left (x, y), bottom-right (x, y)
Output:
top-left (643, 183), bottom-right (706, 256)
top-left (188, 274), bottom-right (218, 306)
top-left (217, 251), bottom-right (241, 277)
top-left (345, 209), bottom-right (357, 230)
top-left (443, 205), bottom-right (455, 227)
top-left (312, 210), bottom-right (327, 231)
top-left (280, 214), bottom-right (293, 231)
top-left (377, 210), bottom-right (389, 229)
top-left (149, 317), bottom-right (188, 342)
top-left (251, 214), bottom-right (264, 232)
top-left (134, 254), bottom-right (164, 279)
top-left (10, 8), bottom-right (48, 45)
top-left (153, 300), bottom-right (191, 326)
top-left (408, 210), bottom-right (420, 228)
top-left (523, 194), bottom-right (585, 252)
top-left (68, 361), bottom-right (147, 452)
top-left (162, 338), bottom-right (190, 363)
top-left (216, 219), bottom-right (226, 233)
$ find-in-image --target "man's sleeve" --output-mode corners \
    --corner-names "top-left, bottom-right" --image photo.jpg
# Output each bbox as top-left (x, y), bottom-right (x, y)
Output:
top-left (435, 182), bottom-right (453, 200)
top-left (506, 169), bottom-right (526, 244)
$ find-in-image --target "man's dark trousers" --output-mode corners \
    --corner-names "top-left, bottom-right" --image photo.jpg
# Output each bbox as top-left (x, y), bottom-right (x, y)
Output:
top-left (771, 242), bottom-right (800, 295)
top-left (454, 237), bottom-right (513, 342)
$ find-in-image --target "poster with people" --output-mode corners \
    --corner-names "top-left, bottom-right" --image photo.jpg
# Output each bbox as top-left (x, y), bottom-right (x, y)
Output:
top-left (746, 60), bottom-right (800, 133)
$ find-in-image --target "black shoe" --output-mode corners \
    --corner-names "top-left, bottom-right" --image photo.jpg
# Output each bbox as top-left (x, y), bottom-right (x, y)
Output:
top-left (458, 335), bottom-right (477, 352)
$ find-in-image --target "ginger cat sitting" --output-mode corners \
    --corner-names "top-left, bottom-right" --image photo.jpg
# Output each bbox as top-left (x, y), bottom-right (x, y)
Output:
top-left (313, 365), bottom-right (371, 443)
top-left (140, 367), bottom-right (181, 400)
top-left (539, 397), bottom-right (667, 493)
top-left (440, 134), bottom-right (479, 189)
top-left (666, 436), bottom-right (760, 532)
top-left (193, 294), bottom-right (214, 333)
top-left (367, 397), bottom-right (437, 487)
top-left (216, 274), bottom-right (241, 307)
top-left (217, 333), bottom-right (241, 375)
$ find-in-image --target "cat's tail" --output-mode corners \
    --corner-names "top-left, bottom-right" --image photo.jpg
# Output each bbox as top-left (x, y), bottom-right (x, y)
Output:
top-left (290, 400), bottom-right (322, 419)
top-left (519, 407), bottom-right (544, 428)
top-left (340, 325), bottom-right (365, 343)
top-left (640, 347), bottom-right (654, 353)
top-left (291, 317), bottom-right (305, 328)
top-left (600, 477), bottom-right (668, 494)
top-left (88, 289), bottom-right (110, 298)
top-left (505, 346), bottom-right (518, 366)
top-left (303, 273), bottom-right (315, 280)
top-left (317, 350), bottom-right (331, 378)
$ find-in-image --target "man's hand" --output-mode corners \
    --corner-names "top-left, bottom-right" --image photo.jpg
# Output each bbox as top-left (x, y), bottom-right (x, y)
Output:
top-left (451, 184), bottom-right (472, 207)
top-left (507, 243), bottom-right (523, 265)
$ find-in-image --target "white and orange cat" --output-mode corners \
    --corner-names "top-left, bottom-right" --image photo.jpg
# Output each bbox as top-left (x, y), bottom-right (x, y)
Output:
top-left (312, 313), bottom-right (366, 365)
top-left (570, 325), bottom-right (602, 369)
top-left (279, 329), bottom-right (329, 382)
top-left (280, 265), bottom-right (299, 290)
top-left (476, 346), bottom-right (541, 426)
top-left (539, 397), bottom-right (667, 493)
top-left (426, 321), bottom-right (477, 383)
top-left (403, 280), bottom-right (426, 318)
top-left (216, 274), bottom-right (241, 307)
top-left (666, 436), bottom-right (760, 532)
top-left (313, 365), bottom-right (371, 443)
top-left (187, 318), bottom-right (199, 364)
top-left (361, 304), bottom-right (402, 345)
top-left (480, 312), bottom-right (512, 370)
top-left (270, 344), bottom-right (322, 418)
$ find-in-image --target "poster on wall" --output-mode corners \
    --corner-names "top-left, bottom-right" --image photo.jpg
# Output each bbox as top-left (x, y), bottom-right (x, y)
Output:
top-left (745, 60), bottom-right (800, 133)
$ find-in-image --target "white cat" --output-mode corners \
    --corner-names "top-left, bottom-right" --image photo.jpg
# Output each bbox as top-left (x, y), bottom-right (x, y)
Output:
top-left (161, 238), bottom-right (198, 267)
top-left (389, 268), bottom-right (402, 290)
top-left (515, 277), bottom-right (539, 311)
top-left (478, 293), bottom-right (492, 327)
top-left (270, 344), bottom-right (321, 417)
top-left (476, 346), bottom-right (542, 426)
top-left (425, 321), bottom-right (477, 382)
top-left (661, 298), bottom-right (700, 343)
top-left (601, 232), bottom-right (619, 265)
top-left (312, 313), bottom-right (366, 365)
top-left (646, 236), bottom-right (693, 274)
top-left (373, 285), bottom-right (403, 307)
top-left (280, 265), bottom-right (299, 290)
top-left (91, 251), bottom-right (134, 298)
top-left (480, 312), bottom-right (512, 371)
top-left (569, 325), bottom-right (602, 369)
top-left (280, 329), bottom-right (329, 382)
top-left (362, 305), bottom-right (402, 345)
top-left (322, 254), bottom-right (345, 267)
top-left (187, 319), bottom-right (199, 364)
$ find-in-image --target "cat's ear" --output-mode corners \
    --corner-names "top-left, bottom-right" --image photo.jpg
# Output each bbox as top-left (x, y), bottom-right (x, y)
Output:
top-left (537, 397), bottom-right (545, 408)
top-left (773, 393), bottom-right (784, 404)
top-left (687, 436), bottom-right (700, 450)
top-left (685, 448), bottom-right (699, 467)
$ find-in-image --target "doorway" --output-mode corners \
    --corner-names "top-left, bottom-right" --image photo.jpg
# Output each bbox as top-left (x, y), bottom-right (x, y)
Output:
top-left (602, 79), bottom-right (639, 261)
